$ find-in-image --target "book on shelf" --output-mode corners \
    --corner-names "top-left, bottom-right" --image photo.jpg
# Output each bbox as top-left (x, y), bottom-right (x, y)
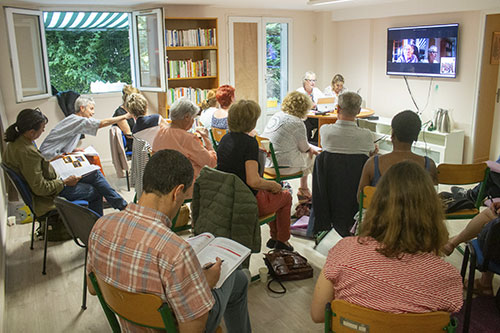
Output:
top-left (165, 28), bottom-right (216, 47)
top-left (50, 153), bottom-right (100, 179)
top-left (167, 87), bottom-right (211, 106)
top-left (167, 59), bottom-right (214, 79)
top-left (186, 232), bottom-right (251, 289)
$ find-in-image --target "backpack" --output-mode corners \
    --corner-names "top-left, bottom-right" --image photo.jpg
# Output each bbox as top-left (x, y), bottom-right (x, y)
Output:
top-left (263, 249), bottom-right (313, 294)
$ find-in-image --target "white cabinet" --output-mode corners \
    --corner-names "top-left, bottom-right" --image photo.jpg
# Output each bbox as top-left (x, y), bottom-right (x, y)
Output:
top-left (357, 117), bottom-right (464, 164)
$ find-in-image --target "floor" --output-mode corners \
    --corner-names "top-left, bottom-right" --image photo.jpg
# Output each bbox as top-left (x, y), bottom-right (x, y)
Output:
top-left (3, 167), bottom-right (499, 332)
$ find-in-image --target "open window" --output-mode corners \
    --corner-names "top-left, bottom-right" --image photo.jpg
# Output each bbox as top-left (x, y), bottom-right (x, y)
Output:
top-left (5, 8), bottom-right (51, 102)
top-left (5, 7), bottom-right (165, 101)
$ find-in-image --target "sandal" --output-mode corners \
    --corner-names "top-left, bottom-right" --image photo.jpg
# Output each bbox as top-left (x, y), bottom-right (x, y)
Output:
top-left (463, 278), bottom-right (494, 296)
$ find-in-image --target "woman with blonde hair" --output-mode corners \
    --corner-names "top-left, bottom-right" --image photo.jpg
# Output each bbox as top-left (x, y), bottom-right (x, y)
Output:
top-left (217, 100), bottom-right (294, 251)
top-left (311, 161), bottom-right (463, 322)
top-left (262, 91), bottom-right (320, 200)
top-left (323, 74), bottom-right (347, 104)
top-left (199, 89), bottom-right (218, 129)
top-left (113, 84), bottom-right (140, 151)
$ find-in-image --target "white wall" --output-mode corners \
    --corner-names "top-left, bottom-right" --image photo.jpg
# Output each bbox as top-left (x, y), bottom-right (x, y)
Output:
top-left (321, 11), bottom-right (483, 163)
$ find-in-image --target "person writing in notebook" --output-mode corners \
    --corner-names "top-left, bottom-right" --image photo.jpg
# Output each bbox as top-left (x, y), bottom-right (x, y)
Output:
top-left (87, 149), bottom-right (251, 333)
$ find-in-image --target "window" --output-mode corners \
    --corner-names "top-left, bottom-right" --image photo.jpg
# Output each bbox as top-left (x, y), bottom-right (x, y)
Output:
top-left (5, 7), bottom-right (165, 100)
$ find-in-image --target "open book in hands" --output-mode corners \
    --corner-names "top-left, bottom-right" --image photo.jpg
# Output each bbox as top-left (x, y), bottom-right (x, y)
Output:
top-left (50, 154), bottom-right (100, 179)
top-left (187, 232), bottom-right (251, 289)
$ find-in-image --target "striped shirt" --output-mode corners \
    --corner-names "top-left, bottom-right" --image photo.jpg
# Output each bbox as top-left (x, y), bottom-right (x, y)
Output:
top-left (324, 236), bottom-right (463, 313)
top-left (87, 203), bottom-right (215, 332)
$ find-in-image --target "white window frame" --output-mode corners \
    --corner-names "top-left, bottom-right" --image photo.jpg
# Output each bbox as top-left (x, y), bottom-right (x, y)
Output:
top-left (5, 7), bottom-right (52, 103)
top-left (131, 8), bottom-right (166, 92)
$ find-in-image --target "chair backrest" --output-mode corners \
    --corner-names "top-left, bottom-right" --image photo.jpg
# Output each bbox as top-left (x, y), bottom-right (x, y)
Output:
top-left (256, 135), bottom-right (282, 180)
top-left (1, 163), bottom-right (35, 214)
top-left (325, 300), bottom-right (456, 333)
top-left (360, 186), bottom-right (376, 210)
top-left (54, 197), bottom-right (101, 247)
top-left (88, 272), bottom-right (177, 332)
top-left (211, 127), bottom-right (227, 143)
top-left (437, 162), bottom-right (489, 209)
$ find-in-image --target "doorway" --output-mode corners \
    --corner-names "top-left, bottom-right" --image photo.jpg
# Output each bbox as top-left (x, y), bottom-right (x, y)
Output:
top-left (229, 17), bottom-right (292, 133)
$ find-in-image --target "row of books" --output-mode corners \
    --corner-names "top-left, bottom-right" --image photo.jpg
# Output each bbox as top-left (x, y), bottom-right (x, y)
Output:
top-left (166, 87), bottom-right (212, 106)
top-left (165, 28), bottom-right (217, 47)
top-left (167, 59), bottom-right (216, 79)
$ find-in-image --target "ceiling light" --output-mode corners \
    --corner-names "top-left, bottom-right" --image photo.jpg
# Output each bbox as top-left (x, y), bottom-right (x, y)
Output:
top-left (307, 0), bottom-right (353, 6)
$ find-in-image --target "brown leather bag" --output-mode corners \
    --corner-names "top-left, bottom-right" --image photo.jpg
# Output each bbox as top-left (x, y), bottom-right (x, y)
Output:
top-left (264, 249), bottom-right (313, 293)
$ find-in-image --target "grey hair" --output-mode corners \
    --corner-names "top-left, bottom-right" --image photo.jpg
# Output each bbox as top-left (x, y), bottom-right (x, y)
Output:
top-left (169, 98), bottom-right (199, 121)
top-left (302, 71), bottom-right (316, 82)
top-left (338, 92), bottom-right (362, 117)
top-left (74, 96), bottom-right (95, 113)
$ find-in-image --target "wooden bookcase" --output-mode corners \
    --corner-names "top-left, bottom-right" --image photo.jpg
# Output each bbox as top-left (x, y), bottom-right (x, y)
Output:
top-left (158, 17), bottom-right (219, 117)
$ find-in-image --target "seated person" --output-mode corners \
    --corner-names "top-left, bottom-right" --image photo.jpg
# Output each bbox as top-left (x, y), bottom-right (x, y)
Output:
top-left (311, 161), bottom-right (463, 323)
top-left (87, 149), bottom-right (251, 333)
top-left (262, 91), bottom-right (320, 200)
top-left (421, 45), bottom-right (439, 63)
top-left (358, 110), bottom-right (437, 197)
top-left (152, 98), bottom-right (216, 188)
top-left (443, 201), bottom-right (500, 296)
top-left (297, 71), bottom-right (324, 145)
top-left (211, 85), bottom-right (235, 130)
top-left (40, 96), bottom-right (132, 160)
top-left (217, 100), bottom-right (294, 251)
top-left (320, 92), bottom-right (376, 156)
top-left (126, 93), bottom-right (164, 144)
top-left (3, 108), bottom-right (127, 217)
top-left (396, 44), bottom-right (418, 63)
top-left (199, 89), bottom-right (218, 129)
top-left (323, 74), bottom-right (347, 106)
top-left (113, 84), bottom-right (140, 152)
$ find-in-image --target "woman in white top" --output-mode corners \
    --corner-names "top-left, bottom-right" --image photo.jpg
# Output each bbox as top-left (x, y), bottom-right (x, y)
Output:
top-left (262, 91), bottom-right (320, 200)
top-left (199, 89), bottom-right (218, 129)
top-left (323, 74), bottom-right (347, 105)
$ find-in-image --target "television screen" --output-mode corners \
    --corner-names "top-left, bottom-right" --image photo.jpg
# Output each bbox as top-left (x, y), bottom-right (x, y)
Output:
top-left (386, 23), bottom-right (459, 78)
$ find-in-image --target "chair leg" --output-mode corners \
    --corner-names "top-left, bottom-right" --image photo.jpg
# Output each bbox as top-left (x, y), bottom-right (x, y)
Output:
top-left (82, 249), bottom-right (88, 310)
top-left (42, 216), bottom-right (49, 275)
top-left (126, 170), bottom-right (130, 192)
top-left (30, 218), bottom-right (36, 250)
top-left (463, 252), bottom-right (477, 333)
top-left (460, 246), bottom-right (470, 283)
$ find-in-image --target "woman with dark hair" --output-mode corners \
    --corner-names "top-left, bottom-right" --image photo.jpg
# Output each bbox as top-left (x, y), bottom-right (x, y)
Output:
top-left (211, 85), bottom-right (235, 130)
top-left (357, 110), bottom-right (437, 196)
top-left (311, 161), bottom-right (462, 322)
top-left (3, 108), bottom-right (127, 217)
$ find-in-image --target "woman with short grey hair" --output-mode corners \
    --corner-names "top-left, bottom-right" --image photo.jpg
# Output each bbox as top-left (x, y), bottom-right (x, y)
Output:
top-left (152, 98), bottom-right (216, 195)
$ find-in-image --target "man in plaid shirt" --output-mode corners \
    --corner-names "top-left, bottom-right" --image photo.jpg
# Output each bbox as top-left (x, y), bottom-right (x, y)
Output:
top-left (87, 149), bottom-right (251, 332)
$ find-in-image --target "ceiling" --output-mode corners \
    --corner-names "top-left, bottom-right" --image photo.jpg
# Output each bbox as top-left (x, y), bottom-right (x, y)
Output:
top-left (10, 0), bottom-right (500, 19)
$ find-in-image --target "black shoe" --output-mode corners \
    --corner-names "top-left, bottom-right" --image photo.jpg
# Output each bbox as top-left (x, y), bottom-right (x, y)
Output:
top-left (266, 239), bottom-right (277, 249)
top-left (274, 240), bottom-right (294, 251)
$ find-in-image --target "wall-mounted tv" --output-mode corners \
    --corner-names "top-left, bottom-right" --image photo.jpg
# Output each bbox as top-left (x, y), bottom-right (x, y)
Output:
top-left (387, 23), bottom-right (459, 78)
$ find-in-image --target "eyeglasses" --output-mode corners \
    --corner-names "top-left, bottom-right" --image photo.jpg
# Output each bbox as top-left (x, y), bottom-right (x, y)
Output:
top-left (305, 79), bottom-right (317, 83)
top-left (429, 51), bottom-right (437, 54)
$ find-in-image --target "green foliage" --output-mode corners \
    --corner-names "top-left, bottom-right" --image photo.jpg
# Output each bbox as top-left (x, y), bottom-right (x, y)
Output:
top-left (46, 29), bottom-right (131, 94)
top-left (266, 23), bottom-right (284, 102)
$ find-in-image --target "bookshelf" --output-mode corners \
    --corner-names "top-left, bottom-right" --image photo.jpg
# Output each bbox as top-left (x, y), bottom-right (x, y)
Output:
top-left (158, 17), bottom-right (219, 117)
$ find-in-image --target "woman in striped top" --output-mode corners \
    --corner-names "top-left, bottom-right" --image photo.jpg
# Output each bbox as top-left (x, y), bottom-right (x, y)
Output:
top-left (311, 161), bottom-right (463, 322)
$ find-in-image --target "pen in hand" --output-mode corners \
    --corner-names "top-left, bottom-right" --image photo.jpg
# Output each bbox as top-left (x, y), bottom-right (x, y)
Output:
top-left (204, 260), bottom-right (224, 270)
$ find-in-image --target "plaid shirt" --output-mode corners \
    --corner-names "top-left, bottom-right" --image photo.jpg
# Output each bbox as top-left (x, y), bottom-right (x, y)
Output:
top-left (87, 203), bottom-right (215, 332)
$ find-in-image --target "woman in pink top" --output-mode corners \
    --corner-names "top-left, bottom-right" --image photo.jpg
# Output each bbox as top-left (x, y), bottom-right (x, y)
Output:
top-left (311, 161), bottom-right (463, 323)
top-left (152, 98), bottom-right (216, 192)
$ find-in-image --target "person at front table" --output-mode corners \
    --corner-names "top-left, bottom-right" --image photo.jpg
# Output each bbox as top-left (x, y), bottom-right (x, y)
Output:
top-left (323, 74), bottom-right (347, 106)
top-left (87, 149), bottom-right (251, 333)
top-left (39, 96), bottom-right (133, 160)
top-left (3, 108), bottom-right (127, 217)
top-left (297, 71), bottom-right (324, 145)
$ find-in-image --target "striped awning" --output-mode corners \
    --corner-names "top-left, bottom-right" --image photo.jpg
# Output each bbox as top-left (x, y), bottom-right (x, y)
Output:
top-left (43, 12), bottom-right (129, 31)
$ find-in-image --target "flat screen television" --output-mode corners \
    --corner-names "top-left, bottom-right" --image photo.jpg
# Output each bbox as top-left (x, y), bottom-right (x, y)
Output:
top-left (387, 23), bottom-right (459, 78)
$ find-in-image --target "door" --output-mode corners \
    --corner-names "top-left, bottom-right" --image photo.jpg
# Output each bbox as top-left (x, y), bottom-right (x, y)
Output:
top-left (229, 17), bottom-right (291, 133)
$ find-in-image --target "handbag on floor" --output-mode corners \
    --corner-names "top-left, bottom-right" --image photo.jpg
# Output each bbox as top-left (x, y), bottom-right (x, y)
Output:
top-left (263, 249), bottom-right (313, 294)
